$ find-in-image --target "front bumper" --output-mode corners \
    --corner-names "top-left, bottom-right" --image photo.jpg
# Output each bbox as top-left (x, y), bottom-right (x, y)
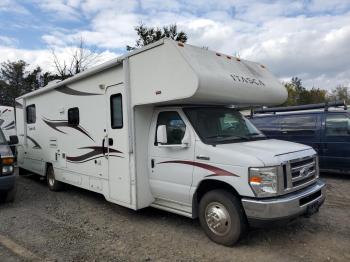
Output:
top-left (242, 180), bottom-right (325, 225)
top-left (0, 174), bottom-right (16, 192)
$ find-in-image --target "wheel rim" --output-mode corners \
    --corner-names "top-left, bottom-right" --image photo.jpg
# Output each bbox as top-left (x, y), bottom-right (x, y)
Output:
top-left (48, 174), bottom-right (55, 187)
top-left (205, 202), bottom-right (231, 236)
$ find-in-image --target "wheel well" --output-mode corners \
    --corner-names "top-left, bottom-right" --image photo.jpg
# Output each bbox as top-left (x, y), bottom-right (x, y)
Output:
top-left (192, 179), bottom-right (240, 218)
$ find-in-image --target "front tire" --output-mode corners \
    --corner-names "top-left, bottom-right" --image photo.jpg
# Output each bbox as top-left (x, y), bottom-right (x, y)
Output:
top-left (46, 165), bottom-right (64, 191)
top-left (199, 190), bottom-right (247, 246)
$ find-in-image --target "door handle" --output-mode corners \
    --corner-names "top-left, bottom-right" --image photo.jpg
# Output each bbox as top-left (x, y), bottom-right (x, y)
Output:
top-left (151, 159), bottom-right (155, 168)
top-left (102, 138), bottom-right (106, 156)
top-left (196, 155), bottom-right (210, 161)
top-left (108, 138), bottom-right (113, 146)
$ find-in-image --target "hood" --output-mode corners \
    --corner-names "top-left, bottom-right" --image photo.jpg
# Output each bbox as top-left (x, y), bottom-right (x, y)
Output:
top-left (216, 139), bottom-right (313, 166)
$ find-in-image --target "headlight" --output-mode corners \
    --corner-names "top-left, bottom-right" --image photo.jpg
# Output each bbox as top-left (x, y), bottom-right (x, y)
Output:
top-left (2, 165), bottom-right (14, 175)
top-left (249, 167), bottom-right (278, 197)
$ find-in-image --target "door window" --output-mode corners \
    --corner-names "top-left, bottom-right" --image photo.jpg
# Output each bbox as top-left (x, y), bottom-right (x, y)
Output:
top-left (68, 107), bottom-right (79, 126)
top-left (156, 111), bottom-right (186, 145)
top-left (26, 104), bottom-right (36, 124)
top-left (110, 94), bottom-right (123, 129)
top-left (280, 114), bottom-right (317, 135)
top-left (326, 114), bottom-right (350, 136)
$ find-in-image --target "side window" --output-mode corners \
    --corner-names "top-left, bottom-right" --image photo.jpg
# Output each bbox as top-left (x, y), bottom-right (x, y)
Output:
top-left (156, 111), bottom-right (186, 145)
top-left (110, 94), bottom-right (123, 129)
top-left (326, 114), bottom-right (350, 136)
top-left (26, 104), bottom-right (36, 124)
top-left (251, 116), bottom-right (280, 131)
top-left (68, 107), bottom-right (79, 126)
top-left (280, 114), bottom-right (317, 135)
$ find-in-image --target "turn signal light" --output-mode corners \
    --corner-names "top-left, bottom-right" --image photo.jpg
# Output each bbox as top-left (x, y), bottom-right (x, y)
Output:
top-left (249, 176), bottom-right (262, 184)
top-left (2, 158), bottom-right (14, 165)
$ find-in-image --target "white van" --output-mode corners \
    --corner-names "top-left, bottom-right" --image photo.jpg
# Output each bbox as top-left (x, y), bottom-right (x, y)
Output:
top-left (15, 39), bottom-right (325, 246)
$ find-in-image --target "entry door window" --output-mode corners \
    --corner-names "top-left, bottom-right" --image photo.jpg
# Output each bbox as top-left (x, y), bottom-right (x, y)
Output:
top-left (156, 111), bottom-right (186, 145)
top-left (326, 114), bottom-right (350, 136)
top-left (110, 94), bottom-right (123, 129)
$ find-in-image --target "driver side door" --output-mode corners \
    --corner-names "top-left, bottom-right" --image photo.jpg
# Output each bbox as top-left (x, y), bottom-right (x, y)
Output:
top-left (149, 110), bottom-right (195, 206)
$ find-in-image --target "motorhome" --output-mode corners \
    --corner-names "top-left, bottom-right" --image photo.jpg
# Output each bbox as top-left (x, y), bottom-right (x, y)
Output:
top-left (0, 106), bottom-right (16, 141)
top-left (15, 39), bottom-right (325, 246)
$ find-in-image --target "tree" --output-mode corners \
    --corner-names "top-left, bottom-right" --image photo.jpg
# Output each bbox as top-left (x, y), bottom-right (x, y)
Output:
top-left (126, 23), bottom-right (188, 51)
top-left (0, 61), bottom-right (56, 106)
top-left (282, 77), bottom-right (327, 106)
top-left (52, 37), bottom-right (100, 80)
top-left (328, 85), bottom-right (350, 104)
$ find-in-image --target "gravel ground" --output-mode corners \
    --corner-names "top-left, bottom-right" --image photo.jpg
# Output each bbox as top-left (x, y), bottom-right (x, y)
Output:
top-left (0, 171), bottom-right (349, 262)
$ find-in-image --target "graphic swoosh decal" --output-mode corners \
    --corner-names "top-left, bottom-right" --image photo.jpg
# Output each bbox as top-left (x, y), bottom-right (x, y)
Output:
top-left (67, 146), bottom-right (123, 163)
top-left (157, 160), bottom-right (239, 177)
top-left (27, 135), bottom-right (41, 149)
top-left (42, 117), bottom-right (95, 141)
top-left (3, 121), bottom-right (15, 129)
top-left (57, 85), bottom-right (102, 96)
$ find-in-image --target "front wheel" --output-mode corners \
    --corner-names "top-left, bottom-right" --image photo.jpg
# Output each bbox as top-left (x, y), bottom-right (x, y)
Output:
top-left (199, 190), bottom-right (247, 246)
top-left (46, 165), bottom-right (64, 191)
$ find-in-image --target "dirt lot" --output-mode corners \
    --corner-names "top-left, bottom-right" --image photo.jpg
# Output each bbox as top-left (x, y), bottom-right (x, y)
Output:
top-left (0, 171), bottom-right (349, 262)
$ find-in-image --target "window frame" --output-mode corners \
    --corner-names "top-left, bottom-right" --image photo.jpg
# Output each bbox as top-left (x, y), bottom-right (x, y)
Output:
top-left (110, 94), bottom-right (123, 129)
top-left (155, 111), bottom-right (186, 146)
top-left (26, 104), bottom-right (36, 124)
top-left (68, 107), bottom-right (80, 126)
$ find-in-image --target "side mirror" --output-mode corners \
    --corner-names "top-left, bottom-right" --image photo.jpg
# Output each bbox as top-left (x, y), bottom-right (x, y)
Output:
top-left (157, 125), bottom-right (167, 145)
top-left (9, 135), bottom-right (18, 145)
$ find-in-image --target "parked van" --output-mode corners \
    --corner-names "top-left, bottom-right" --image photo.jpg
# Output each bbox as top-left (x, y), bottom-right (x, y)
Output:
top-left (0, 127), bottom-right (17, 202)
top-left (15, 39), bottom-right (325, 246)
top-left (250, 101), bottom-right (350, 174)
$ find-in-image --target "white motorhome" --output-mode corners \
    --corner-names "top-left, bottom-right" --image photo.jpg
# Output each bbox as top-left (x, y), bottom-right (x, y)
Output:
top-left (0, 106), bottom-right (16, 141)
top-left (15, 39), bottom-right (325, 246)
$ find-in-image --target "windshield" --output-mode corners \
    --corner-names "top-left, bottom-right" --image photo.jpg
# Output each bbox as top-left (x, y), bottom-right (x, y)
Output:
top-left (184, 107), bottom-right (266, 144)
top-left (0, 128), bottom-right (7, 145)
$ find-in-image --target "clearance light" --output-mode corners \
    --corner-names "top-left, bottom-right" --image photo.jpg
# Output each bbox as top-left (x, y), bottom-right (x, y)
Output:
top-left (178, 42), bottom-right (184, 47)
top-left (236, 58), bottom-right (241, 61)
top-left (226, 56), bottom-right (232, 59)
top-left (260, 64), bottom-right (266, 68)
top-left (216, 53), bottom-right (221, 56)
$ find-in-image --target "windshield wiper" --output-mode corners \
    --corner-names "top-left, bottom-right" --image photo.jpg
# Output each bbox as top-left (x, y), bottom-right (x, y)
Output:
top-left (205, 135), bottom-right (250, 141)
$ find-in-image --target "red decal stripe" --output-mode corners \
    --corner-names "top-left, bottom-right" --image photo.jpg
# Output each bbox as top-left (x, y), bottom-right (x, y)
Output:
top-left (157, 160), bottom-right (239, 177)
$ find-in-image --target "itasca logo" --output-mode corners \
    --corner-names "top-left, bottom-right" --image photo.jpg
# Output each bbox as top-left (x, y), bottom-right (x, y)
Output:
top-left (230, 74), bottom-right (265, 86)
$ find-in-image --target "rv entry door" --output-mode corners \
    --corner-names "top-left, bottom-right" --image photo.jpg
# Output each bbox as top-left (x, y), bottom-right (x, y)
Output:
top-left (106, 85), bottom-right (131, 204)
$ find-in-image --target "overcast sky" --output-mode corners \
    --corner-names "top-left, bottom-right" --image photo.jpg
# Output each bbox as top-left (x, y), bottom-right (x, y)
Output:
top-left (0, 0), bottom-right (349, 90)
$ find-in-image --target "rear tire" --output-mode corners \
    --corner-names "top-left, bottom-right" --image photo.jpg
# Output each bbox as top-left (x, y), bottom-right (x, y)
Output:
top-left (199, 190), bottom-right (247, 246)
top-left (46, 165), bottom-right (64, 191)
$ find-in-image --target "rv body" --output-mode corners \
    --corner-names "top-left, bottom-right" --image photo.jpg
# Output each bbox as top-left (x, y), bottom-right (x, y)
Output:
top-left (0, 106), bottom-right (16, 141)
top-left (16, 39), bottom-right (325, 245)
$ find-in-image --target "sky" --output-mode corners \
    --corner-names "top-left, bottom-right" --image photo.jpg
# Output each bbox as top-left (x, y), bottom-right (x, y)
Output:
top-left (0, 0), bottom-right (350, 90)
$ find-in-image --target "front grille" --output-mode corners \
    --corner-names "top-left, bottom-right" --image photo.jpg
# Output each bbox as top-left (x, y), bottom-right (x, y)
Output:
top-left (281, 155), bottom-right (318, 194)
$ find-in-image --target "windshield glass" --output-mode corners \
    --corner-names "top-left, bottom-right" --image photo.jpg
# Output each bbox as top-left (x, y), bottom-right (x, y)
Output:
top-left (184, 107), bottom-right (265, 144)
top-left (0, 128), bottom-right (7, 144)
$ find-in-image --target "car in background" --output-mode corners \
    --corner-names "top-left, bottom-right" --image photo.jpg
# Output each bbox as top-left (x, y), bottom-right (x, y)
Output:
top-left (250, 101), bottom-right (350, 174)
top-left (0, 128), bottom-right (17, 203)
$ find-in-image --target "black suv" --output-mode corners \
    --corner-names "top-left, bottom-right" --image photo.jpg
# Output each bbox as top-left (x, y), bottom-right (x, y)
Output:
top-left (250, 101), bottom-right (350, 174)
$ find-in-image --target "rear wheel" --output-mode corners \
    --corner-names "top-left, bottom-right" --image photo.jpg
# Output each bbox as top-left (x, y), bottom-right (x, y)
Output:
top-left (46, 165), bottom-right (64, 191)
top-left (199, 190), bottom-right (247, 246)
